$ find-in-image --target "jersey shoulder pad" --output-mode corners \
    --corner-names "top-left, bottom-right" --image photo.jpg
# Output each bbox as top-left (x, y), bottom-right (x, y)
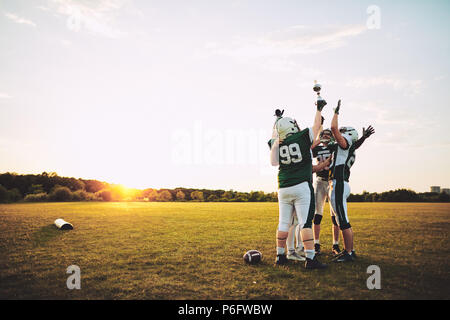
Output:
top-left (341, 134), bottom-right (352, 150)
top-left (298, 127), bottom-right (313, 145)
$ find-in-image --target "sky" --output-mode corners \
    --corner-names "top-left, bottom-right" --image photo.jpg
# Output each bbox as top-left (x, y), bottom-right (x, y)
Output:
top-left (0, 0), bottom-right (449, 193)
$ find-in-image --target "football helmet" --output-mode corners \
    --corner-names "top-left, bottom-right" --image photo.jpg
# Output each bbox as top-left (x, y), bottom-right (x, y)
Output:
top-left (339, 127), bottom-right (358, 143)
top-left (275, 117), bottom-right (300, 140)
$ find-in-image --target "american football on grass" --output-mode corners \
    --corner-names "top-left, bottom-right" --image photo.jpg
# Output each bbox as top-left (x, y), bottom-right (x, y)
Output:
top-left (243, 250), bottom-right (262, 264)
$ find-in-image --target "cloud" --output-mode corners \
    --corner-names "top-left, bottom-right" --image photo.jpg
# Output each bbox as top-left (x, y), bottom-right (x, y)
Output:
top-left (342, 99), bottom-right (442, 149)
top-left (205, 24), bottom-right (366, 59)
top-left (345, 76), bottom-right (424, 96)
top-left (46, 0), bottom-right (132, 38)
top-left (262, 24), bottom-right (366, 54)
top-left (4, 12), bottom-right (37, 27)
top-left (0, 92), bottom-right (12, 99)
top-left (200, 24), bottom-right (365, 74)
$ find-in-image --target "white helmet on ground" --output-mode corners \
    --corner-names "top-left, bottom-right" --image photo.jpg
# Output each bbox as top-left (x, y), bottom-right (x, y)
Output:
top-left (339, 126), bottom-right (358, 143)
top-left (274, 117), bottom-right (300, 140)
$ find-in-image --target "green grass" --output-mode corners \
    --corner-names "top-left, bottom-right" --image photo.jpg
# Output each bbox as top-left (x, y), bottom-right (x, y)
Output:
top-left (0, 202), bottom-right (449, 299)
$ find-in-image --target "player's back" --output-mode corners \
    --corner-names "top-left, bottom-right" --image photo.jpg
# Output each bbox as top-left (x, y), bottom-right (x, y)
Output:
top-left (277, 128), bottom-right (313, 188)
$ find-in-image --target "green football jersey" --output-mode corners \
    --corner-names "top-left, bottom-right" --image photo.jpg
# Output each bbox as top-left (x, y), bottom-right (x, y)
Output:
top-left (276, 128), bottom-right (314, 188)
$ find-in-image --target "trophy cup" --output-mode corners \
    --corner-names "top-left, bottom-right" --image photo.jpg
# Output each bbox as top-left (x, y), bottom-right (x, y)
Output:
top-left (313, 80), bottom-right (327, 109)
top-left (313, 80), bottom-right (323, 99)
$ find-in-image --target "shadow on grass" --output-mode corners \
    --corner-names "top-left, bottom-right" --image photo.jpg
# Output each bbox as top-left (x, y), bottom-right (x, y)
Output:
top-left (319, 252), bottom-right (450, 299)
top-left (31, 224), bottom-right (68, 247)
top-left (246, 260), bottom-right (296, 283)
top-left (243, 252), bottom-right (450, 299)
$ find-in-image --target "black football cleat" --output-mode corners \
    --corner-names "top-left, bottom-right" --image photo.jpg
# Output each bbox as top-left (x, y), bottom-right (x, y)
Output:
top-left (351, 250), bottom-right (357, 259)
top-left (275, 254), bottom-right (288, 266)
top-left (314, 243), bottom-right (321, 255)
top-left (332, 244), bottom-right (341, 256)
top-left (305, 256), bottom-right (327, 269)
top-left (333, 251), bottom-right (354, 263)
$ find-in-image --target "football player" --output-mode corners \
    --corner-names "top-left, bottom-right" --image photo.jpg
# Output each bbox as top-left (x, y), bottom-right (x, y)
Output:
top-left (269, 100), bottom-right (328, 269)
top-left (286, 211), bottom-right (303, 261)
top-left (269, 130), bottom-right (332, 262)
top-left (311, 128), bottom-right (339, 256)
top-left (286, 155), bottom-right (332, 262)
top-left (311, 124), bottom-right (374, 256)
top-left (328, 100), bottom-right (375, 262)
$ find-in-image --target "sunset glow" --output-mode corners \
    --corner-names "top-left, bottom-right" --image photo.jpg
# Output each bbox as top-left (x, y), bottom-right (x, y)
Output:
top-left (1, 0), bottom-right (449, 193)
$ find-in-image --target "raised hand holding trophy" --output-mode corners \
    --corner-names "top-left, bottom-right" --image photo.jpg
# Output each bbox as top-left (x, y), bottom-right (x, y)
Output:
top-left (314, 80), bottom-right (327, 111)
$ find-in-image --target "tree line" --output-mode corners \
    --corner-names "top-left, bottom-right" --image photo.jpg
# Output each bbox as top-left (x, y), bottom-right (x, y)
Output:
top-left (0, 172), bottom-right (277, 203)
top-left (347, 189), bottom-right (450, 203)
top-left (0, 172), bottom-right (448, 203)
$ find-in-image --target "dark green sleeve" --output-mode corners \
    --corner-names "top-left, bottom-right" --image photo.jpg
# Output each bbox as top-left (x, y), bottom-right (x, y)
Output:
top-left (298, 128), bottom-right (313, 147)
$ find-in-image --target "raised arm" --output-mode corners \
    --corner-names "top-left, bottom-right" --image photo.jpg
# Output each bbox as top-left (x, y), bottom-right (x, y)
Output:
top-left (354, 125), bottom-right (375, 150)
top-left (313, 102), bottom-right (326, 139)
top-left (330, 100), bottom-right (348, 149)
top-left (270, 138), bottom-right (280, 166)
top-left (311, 116), bottom-right (324, 149)
top-left (311, 138), bottom-right (321, 150)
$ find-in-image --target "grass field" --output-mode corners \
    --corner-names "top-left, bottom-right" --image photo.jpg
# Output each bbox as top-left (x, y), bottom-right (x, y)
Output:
top-left (0, 202), bottom-right (449, 300)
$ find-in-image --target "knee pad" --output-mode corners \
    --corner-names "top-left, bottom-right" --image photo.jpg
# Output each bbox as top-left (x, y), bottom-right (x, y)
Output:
top-left (340, 222), bottom-right (351, 230)
top-left (331, 216), bottom-right (338, 226)
top-left (313, 214), bottom-right (323, 225)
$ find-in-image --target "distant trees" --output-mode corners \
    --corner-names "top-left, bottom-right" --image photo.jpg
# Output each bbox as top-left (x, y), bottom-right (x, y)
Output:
top-left (190, 191), bottom-right (204, 201)
top-left (207, 194), bottom-right (218, 202)
top-left (0, 185), bottom-right (8, 203)
top-left (249, 191), bottom-right (266, 202)
top-left (72, 189), bottom-right (97, 201)
top-left (0, 173), bottom-right (104, 203)
top-left (2, 172), bottom-right (448, 204)
top-left (348, 189), bottom-right (450, 202)
top-left (81, 179), bottom-right (106, 193)
top-left (0, 184), bottom-right (23, 203)
top-left (0, 173), bottom-right (282, 203)
top-left (143, 189), bottom-right (158, 201)
top-left (96, 190), bottom-right (112, 201)
top-left (28, 184), bottom-right (44, 194)
top-left (222, 191), bottom-right (234, 201)
top-left (24, 193), bottom-right (49, 202)
top-left (157, 190), bottom-right (172, 202)
top-left (49, 186), bottom-right (73, 201)
top-left (176, 190), bottom-right (186, 201)
top-left (7, 188), bottom-right (22, 202)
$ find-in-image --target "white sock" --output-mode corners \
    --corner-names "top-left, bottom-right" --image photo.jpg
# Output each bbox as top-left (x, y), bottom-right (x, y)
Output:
top-left (333, 240), bottom-right (339, 245)
top-left (314, 240), bottom-right (320, 244)
top-left (305, 249), bottom-right (315, 260)
top-left (277, 247), bottom-right (285, 255)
